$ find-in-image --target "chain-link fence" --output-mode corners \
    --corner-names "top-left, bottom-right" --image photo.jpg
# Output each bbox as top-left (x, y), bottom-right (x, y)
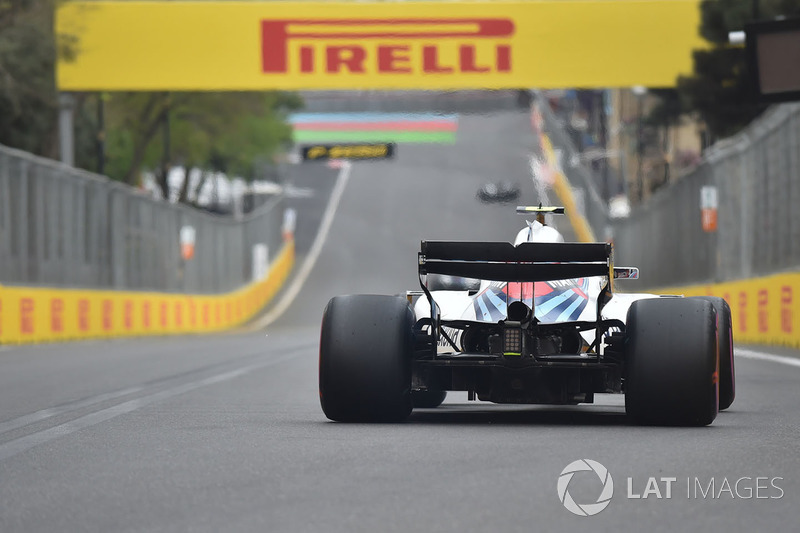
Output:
top-left (610, 103), bottom-right (800, 289)
top-left (0, 144), bottom-right (287, 294)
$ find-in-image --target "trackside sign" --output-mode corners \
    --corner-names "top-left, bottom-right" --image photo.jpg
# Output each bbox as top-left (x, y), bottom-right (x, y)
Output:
top-left (56, 1), bottom-right (706, 91)
top-left (301, 143), bottom-right (395, 161)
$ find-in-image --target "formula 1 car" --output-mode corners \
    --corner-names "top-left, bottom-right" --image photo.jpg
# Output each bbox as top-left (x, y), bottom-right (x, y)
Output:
top-left (319, 206), bottom-right (735, 426)
top-left (476, 181), bottom-right (521, 204)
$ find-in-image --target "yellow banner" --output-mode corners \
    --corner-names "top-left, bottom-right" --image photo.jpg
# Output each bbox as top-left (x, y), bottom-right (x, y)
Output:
top-left (0, 242), bottom-right (293, 344)
top-left (56, 1), bottom-right (705, 91)
top-left (652, 274), bottom-right (800, 349)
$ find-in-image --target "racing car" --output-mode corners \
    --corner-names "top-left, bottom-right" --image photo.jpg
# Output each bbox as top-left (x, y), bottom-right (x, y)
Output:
top-left (319, 206), bottom-right (735, 426)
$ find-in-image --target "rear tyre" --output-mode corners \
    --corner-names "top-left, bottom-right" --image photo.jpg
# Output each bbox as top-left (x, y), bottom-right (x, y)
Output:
top-left (624, 298), bottom-right (719, 426)
top-left (412, 390), bottom-right (447, 408)
top-left (693, 296), bottom-right (735, 410)
top-left (319, 295), bottom-right (414, 422)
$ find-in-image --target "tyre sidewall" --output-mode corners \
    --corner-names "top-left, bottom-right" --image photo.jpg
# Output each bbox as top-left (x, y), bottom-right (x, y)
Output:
top-left (320, 295), bottom-right (414, 422)
top-left (625, 298), bottom-right (719, 426)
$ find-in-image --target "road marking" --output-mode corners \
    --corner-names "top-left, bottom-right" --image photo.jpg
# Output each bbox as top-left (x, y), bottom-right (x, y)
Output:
top-left (0, 387), bottom-right (143, 436)
top-left (0, 349), bottom-right (306, 462)
top-left (248, 160), bottom-right (353, 330)
top-left (285, 185), bottom-right (315, 199)
top-left (736, 347), bottom-right (800, 368)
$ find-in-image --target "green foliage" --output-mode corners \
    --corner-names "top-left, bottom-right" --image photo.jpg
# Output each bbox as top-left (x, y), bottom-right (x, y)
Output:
top-left (673, 0), bottom-right (800, 138)
top-left (208, 93), bottom-right (300, 179)
top-left (699, 0), bottom-right (758, 43)
top-left (102, 91), bottom-right (302, 199)
top-left (645, 88), bottom-right (684, 128)
top-left (678, 47), bottom-right (759, 138)
top-left (1, 2), bottom-right (302, 206)
top-left (0, 0), bottom-right (58, 156)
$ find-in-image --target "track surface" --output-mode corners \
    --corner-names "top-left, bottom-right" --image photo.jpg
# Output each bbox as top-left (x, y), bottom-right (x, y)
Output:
top-left (1, 111), bottom-right (799, 532)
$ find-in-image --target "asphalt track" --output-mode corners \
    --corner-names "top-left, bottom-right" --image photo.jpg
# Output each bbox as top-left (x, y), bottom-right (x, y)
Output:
top-left (1, 110), bottom-right (799, 532)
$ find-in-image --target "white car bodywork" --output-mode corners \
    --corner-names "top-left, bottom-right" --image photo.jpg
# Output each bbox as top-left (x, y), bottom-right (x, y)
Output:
top-left (414, 219), bottom-right (657, 347)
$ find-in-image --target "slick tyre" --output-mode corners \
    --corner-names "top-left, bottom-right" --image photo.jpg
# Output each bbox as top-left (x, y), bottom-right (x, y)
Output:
top-left (319, 295), bottom-right (413, 422)
top-left (692, 296), bottom-right (735, 410)
top-left (625, 298), bottom-right (719, 426)
top-left (411, 390), bottom-right (447, 409)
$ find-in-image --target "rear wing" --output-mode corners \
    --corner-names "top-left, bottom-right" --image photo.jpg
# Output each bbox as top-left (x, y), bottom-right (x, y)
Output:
top-left (418, 240), bottom-right (617, 353)
top-left (419, 241), bottom-right (612, 282)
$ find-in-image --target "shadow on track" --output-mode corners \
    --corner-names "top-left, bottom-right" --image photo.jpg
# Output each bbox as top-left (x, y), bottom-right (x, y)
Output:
top-left (405, 405), bottom-right (629, 427)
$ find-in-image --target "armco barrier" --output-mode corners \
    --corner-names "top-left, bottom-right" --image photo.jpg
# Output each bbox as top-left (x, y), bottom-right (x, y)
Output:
top-left (0, 241), bottom-right (293, 344)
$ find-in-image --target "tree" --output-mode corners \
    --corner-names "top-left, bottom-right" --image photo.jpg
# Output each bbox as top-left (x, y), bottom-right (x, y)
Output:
top-left (0, 0), bottom-right (59, 156)
top-left (1, 1), bottom-right (301, 200)
top-left (644, 88), bottom-right (684, 130)
top-left (102, 91), bottom-right (301, 201)
top-left (674, 0), bottom-right (800, 139)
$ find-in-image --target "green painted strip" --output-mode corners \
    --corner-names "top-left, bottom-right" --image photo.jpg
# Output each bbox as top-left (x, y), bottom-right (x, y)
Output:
top-left (293, 130), bottom-right (457, 144)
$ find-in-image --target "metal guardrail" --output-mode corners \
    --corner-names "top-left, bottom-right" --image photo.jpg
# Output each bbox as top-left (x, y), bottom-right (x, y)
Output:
top-left (611, 103), bottom-right (800, 289)
top-left (0, 144), bottom-right (286, 294)
top-left (536, 94), bottom-right (800, 290)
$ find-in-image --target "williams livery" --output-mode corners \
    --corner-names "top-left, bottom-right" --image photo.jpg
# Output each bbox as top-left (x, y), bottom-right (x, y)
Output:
top-left (319, 207), bottom-right (735, 426)
top-left (473, 278), bottom-right (592, 324)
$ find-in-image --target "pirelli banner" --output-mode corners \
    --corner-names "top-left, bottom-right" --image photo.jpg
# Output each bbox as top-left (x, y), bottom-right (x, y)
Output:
top-left (56, 1), bottom-right (705, 91)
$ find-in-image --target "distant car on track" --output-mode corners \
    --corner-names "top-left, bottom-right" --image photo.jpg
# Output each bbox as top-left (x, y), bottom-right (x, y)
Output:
top-left (319, 206), bottom-right (735, 426)
top-left (476, 181), bottom-right (521, 204)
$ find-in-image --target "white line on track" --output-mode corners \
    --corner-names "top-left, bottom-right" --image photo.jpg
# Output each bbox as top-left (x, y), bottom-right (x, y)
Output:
top-left (0, 386), bottom-right (143, 436)
top-left (248, 160), bottom-right (352, 330)
top-left (0, 350), bottom-right (304, 462)
top-left (736, 347), bottom-right (800, 368)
